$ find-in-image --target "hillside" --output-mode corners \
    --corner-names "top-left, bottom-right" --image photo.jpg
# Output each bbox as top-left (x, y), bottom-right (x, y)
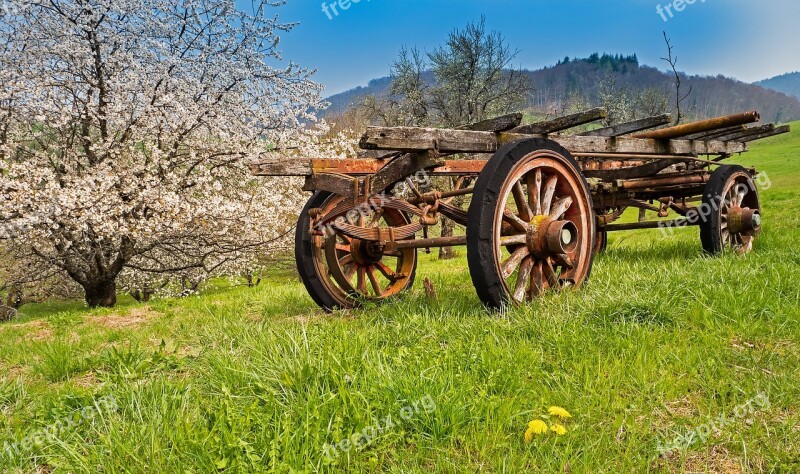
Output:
top-left (326, 55), bottom-right (800, 123)
top-left (756, 71), bottom-right (800, 100)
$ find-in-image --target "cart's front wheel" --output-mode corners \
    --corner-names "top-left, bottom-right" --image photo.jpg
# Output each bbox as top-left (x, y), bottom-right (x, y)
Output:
top-left (699, 165), bottom-right (762, 255)
top-left (467, 139), bottom-right (595, 309)
top-left (295, 192), bottom-right (417, 312)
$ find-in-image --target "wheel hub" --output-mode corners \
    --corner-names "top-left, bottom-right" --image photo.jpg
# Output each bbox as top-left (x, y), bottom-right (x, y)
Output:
top-left (350, 238), bottom-right (384, 265)
top-left (727, 207), bottom-right (761, 234)
top-left (526, 216), bottom-right (578, 257)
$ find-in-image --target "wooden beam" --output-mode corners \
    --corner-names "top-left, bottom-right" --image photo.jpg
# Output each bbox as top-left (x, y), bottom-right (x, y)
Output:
top-left (632, 111), bottom-right (760, 139)
top-left (357, 150), bottom-right (401, 159)
top-left (359, 126), bottom-right (748, 156)
top-left (681, 125), bottom-right (745, 141)
top-left (714, 124), bottom-right (775, 142)
top-left (579, 114), bottom-right (672, 137)
top-left (303, 172), bottom-right (361, 196)
top-left (510, 107), bottom-right (607, 134)
top-left (370, 152), bottom-right (443, 192)
top-left (457, 113), bottom-right (523, 132)
top-left (250, 157), bottom-right (487, 178)
top-left (743, 125), bottom-right (790, 142)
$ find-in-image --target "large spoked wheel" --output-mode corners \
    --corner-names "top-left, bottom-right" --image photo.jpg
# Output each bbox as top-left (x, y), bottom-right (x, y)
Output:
top-left (295, 192), bottom-right (417, 312)
top-left (700, 165), bottom-right (762, 255)
top-left (467, 139), bottom-right (595, 309)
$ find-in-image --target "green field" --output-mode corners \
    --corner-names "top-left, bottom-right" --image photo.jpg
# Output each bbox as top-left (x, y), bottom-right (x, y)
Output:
top-left (1, 124), bottom-right (799, 473)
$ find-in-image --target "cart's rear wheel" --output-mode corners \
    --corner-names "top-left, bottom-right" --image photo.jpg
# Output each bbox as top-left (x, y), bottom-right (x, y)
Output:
top-left (467, 139), bottom-right (595, 309)
top-left (700, 165), bottom-right (761, 255)
top-left (295, 192), bottom-right (417, 311)
top-left (594, 230), bottom-right (608, 254)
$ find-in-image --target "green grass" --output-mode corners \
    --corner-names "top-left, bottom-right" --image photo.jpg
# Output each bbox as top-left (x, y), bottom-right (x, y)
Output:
top-left (1, 124), bottom-right (799, 473)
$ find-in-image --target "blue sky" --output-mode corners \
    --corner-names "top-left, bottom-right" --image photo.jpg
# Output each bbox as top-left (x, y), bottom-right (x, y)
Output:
top-left (245, 0), bottom-right (800, 95)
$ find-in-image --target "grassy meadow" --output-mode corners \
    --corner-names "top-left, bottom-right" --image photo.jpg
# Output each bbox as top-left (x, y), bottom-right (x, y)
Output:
top-left (1, 123), bottom-right (799, 473)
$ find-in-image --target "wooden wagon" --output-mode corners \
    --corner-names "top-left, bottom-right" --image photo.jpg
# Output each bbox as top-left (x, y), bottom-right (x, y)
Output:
top-left (252, 109), bottom-right (788, 310)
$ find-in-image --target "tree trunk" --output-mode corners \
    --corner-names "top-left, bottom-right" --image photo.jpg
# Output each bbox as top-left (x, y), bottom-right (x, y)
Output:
top-left (84, 280), bottom-right (117, 308)
top-left (438, 218), bottom-right (456, 260)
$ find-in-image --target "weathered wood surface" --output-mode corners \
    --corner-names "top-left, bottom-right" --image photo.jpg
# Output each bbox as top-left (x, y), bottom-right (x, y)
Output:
top-left (357, 150), bottom-right (401, 159)
top-left (582, 160), bottom-right (676, 180)
top-left (681, 125), bottom-right (745, 141)
top-left (510, 107), bottom-right (607, 134)
top-left (714, 124), bottom-right (775, 142)
top-left (742, 124), bottom-right (790, 142)
top-left (359, 126), bottom-right (748, 155)
top-left (302, 172), bottom-right (361, 196)
top-left (632, 111), bottom-right (760, 139)
top-left (251, 157), bottom-right (487, 177)
top-left (370, 152), bottom-right (443, 193)
top-left (457, 113), bottom-right (523, 132)
top-left (579, 114), bottom-right (672, 137)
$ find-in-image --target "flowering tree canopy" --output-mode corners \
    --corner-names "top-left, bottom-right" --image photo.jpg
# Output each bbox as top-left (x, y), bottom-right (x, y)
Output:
top-left (0, 0), bottom-right (326, 307)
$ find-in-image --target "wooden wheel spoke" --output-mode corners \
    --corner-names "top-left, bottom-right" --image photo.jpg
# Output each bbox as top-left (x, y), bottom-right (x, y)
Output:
top-left (375, 261), bottom-right (398, 281)
top-left (543, 259), bottom-right (559, 289)
top-left (513, 258), bottom-right (534, 302)
top-left (367, 267), bottom-right (384, 297)
top-left (500, 234), bottom-right (527, 246)
top-left (528, 169), bottom-right (543, 215)
top-left (335, 243), bottom-right (351, 253)
top-left (356, 267), bottom-right (367, 294)
top-left (513, 182), bottom-right (533, 222)
top-left (735, 189), bottom-right (746, 207)
top-left (553, 253), bottom-right (574, 269)
top-left (541, 175), bottom-right (558, 216)
top-left (370, 208), bottom-right (384, 228)
top-left (502, 209), bottom-right (529, 232)
top-left (502, 246), bottom-right (530, 279)
top-left (529, 261), bottom-right (544, 298)
top-left (339, 254), bottom-right (354, 266)
top-left (549, 196), bottom-right (573, 220)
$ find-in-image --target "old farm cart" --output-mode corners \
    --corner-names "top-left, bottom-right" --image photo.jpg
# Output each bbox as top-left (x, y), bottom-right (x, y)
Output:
top-left (252, 109), bottom-right (789, 310)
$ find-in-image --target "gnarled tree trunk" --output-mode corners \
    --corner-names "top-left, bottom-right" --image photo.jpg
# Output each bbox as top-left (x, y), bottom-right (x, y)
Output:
top-left (83, 280), bottom-right (118, 308)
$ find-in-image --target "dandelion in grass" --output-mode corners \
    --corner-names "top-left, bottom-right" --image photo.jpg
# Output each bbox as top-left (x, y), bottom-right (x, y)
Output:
top-left (548, 406), bottom-right (572, 419)
top-left (550, 423), bottom-right (568, 435)
top-left (525, 419), bottom-right (549, 442)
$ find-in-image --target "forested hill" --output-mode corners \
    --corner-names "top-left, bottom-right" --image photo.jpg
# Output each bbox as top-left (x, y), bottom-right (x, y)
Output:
top-left (756, 72), bottom-right (800, 101)
top-left (325, 54), bottom-right (800, 124)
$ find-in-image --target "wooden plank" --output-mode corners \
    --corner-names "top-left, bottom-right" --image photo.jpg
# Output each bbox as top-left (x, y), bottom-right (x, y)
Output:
top-left (370, 152), bottom-right (443, 192)
top-left (714, 123), bottom-right (775, 142)
top-left (742, 125), bottom-right (790, 142)
top-left (302, 172), bottom-right (360, 196)
top-left (251, 157), bottom-right (486, 178)
top-left (510, 107), bottom-right (607, 134)
top-left (359, 126), bottom-right (748, 156)
top-left (357, 150), bottom-right (401, 159)
top-left (360, 127), bottom-right (500, 153)
top-left (579, 114), bottom-right (672, 137)
top-left (457, 113), bottom-right (523, 132)
top-left (681, 125), bottom-right (745, 141)
top-left (632, 111), bottom-right (760, 139)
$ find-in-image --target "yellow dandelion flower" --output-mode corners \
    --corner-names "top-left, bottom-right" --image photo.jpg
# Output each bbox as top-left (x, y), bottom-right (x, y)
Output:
top-left (548, 406), bottom-right (572, 419)
top-left (524, 419), bottom-right (548, 442)
top-left (550, 423), bottom-right (568, 435)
